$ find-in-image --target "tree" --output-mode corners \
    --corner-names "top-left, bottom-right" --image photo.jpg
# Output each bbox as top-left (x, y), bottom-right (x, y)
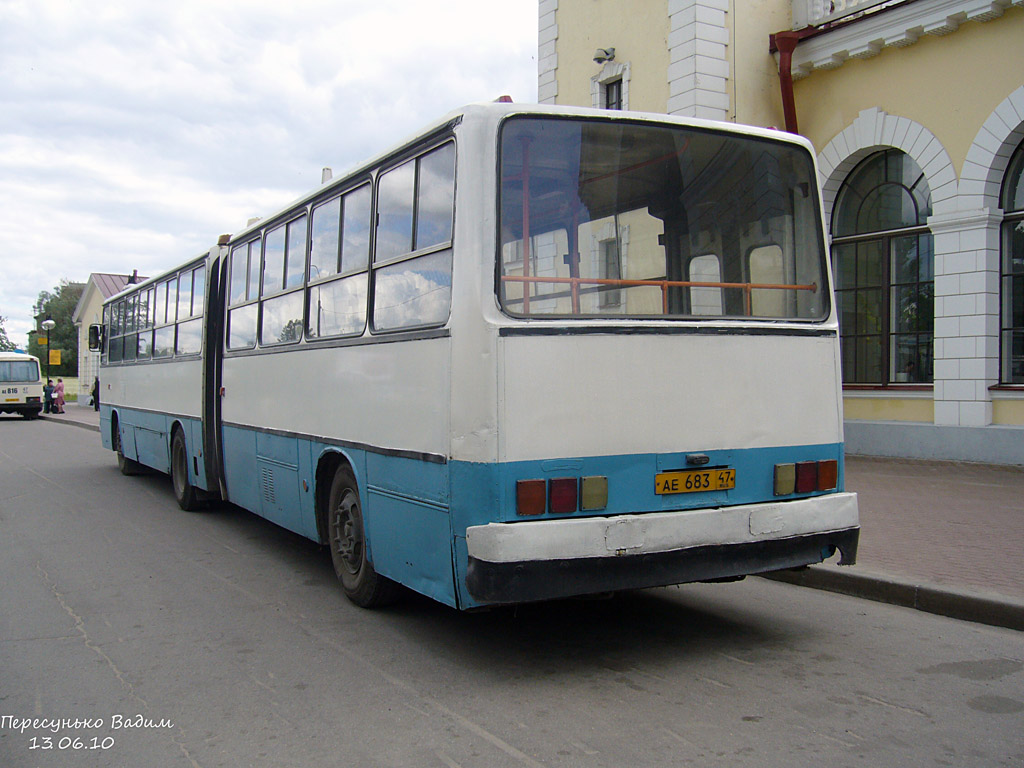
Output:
top-left (0, 314), bottom-right (15, 352)
top-left (27, 281), bottom-right (85, 377)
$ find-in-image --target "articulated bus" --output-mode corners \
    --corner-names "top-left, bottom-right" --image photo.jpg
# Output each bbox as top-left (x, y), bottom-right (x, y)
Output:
top-left (0, 351), bottom-right (43, 419)
top-left (93, 102), bottom-right (859, 609)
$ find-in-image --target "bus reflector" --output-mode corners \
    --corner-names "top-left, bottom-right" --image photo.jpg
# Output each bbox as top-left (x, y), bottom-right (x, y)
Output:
top-left (549, 477), bottom-right (578, 514)
top-left (580, 476), bottom-right (608, 510)
top-left (795, 461), bottom-right (818, 493)
top-left (817, 459), bottom-right (838, 491)
top-left (516, 480), bottom-right (546, 516)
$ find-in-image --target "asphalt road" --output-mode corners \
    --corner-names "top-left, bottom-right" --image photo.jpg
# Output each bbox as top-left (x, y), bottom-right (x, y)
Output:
top-left (1, 416), bottom-right (1022, 768)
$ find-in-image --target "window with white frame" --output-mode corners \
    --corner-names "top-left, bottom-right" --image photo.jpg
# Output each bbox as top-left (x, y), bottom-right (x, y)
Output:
top-left (832, 149), bottom-right (934, 385)
top-left (1001, 139), bottom-right (1024, 384)
top-left (592, 61), bottom-right (629, 112)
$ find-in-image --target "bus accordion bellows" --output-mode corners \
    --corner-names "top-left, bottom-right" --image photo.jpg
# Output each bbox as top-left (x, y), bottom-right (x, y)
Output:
top-left (92, 102), bottom-right (859, 609)
top-left (0, 351), bottom-right (43, 419)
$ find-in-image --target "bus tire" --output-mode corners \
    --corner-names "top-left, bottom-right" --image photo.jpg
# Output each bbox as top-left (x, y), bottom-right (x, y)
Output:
top-left (113, 420), bottom-right (143, 476)
top-left (327, 465), bottom-right (399, 608)
top-left (171, 429), bottom-right (202, 511)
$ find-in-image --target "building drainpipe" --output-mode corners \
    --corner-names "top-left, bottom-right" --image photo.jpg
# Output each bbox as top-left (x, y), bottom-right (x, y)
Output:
top-left (771, 30), bottom-right (802, 135)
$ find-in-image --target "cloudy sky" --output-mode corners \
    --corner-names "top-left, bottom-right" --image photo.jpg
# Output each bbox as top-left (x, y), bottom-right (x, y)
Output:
top-left (0, 0), bottom-right (538, 345)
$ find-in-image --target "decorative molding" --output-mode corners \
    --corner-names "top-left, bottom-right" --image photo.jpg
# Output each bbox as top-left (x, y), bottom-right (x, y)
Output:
top-left (962, 85), bottom-right (1024, 209)
top-left (789, 0), bottom-right (1024, 79)
top-left (591, 60), bottom-right (631, 111)
top-left (818, 107), bottom-right (958, 224)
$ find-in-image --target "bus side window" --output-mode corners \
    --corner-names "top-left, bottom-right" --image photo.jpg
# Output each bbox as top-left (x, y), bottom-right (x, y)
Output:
top-left (308, 184), bottom-right (371, 340)
top-left (101, 304), bottom-right (110, 362)
top-left (229, 244), bottom-right (248, 304)
top-left (228, 240), bottom-right (260, 351)
top-left (124, 301), bottom-right (138, 361)
top-left (260, 217), bottom-right (306, 346)
top-left (372, 142), bottom-right (455, 332)
top-left (109, 300), bottom-right (124, 363)
top-left (153, 279), bottom-right (174, 358)
top-left (192, 265), bottom-right (206, 315)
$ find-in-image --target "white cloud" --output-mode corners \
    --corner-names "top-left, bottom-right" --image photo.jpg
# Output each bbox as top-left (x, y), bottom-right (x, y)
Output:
top-left (0, 0), bottom-right (537, 344)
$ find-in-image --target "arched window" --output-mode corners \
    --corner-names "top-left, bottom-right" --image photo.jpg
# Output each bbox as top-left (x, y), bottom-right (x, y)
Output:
top-left (1001, 139), bottom-right (1024, 384)
top-left (832, 149), bottom-right (934, 384)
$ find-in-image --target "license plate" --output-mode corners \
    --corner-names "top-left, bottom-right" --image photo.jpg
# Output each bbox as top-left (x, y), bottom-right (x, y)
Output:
top-left (655, 468), bottom-right (736, 495)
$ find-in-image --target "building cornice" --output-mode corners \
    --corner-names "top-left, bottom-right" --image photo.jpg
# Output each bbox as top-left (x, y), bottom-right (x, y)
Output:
top-left (788, 0), bottom-right (1024, 79)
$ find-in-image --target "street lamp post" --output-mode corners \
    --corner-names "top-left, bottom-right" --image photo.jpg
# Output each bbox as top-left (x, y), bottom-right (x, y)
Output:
top-left (40, 317), bottom-right (55, 380)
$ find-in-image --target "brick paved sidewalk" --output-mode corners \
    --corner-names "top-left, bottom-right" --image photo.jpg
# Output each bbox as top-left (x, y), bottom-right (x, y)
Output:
top-left (841, 455), bottom-right (1024, 602)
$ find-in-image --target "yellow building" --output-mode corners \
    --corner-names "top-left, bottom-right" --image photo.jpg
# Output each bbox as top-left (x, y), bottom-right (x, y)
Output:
top-left (539, 0), bottom-right (1024, 463)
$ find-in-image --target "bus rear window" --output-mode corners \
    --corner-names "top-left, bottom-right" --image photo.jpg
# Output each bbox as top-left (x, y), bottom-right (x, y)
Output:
top-left (0, 360), bottom-right (39, 382)
top-left (498, 117), bottom-right (828, 321)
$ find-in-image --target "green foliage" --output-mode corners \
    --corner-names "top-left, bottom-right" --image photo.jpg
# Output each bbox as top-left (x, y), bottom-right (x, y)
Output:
top-left (27, 281), bottom-right (84, 377)
top-left (0, 314), bottom-right (15, 352)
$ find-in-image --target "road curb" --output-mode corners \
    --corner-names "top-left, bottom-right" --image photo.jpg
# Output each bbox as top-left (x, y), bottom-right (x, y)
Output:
top-left (37, 414), bottom-right (100, 434)
top-left (761, 566), bottom-right (1024, 632)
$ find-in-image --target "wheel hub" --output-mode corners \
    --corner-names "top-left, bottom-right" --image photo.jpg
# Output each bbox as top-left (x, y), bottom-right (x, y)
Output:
top-left (333, 490), bottom-right (362, 574)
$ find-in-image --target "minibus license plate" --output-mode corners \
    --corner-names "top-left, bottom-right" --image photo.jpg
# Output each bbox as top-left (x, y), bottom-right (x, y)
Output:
top-left (655, 468), bottom-right (736, 495)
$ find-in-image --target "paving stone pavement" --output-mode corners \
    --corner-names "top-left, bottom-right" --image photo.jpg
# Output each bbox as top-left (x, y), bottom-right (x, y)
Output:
top-left (842, 455), bottom-right (1024, 602)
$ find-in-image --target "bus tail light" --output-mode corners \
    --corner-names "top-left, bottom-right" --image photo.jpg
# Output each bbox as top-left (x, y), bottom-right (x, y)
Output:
top-left (774, 459), bottom-right (839, 496)
top-left (549, 478), bottom-right (578, 514)
top-left (580, 476), bottom-right (608, 510)
top-left (817, 460), bottom-right (838, 491)
top-left (795, 461), bottom-right (818, 493)
top-left (516, 480), bottom-right (546, 516)
top-left (774, 463), bottom-right (796, 496)
top-left (516, 475), bottom-right (608, 516)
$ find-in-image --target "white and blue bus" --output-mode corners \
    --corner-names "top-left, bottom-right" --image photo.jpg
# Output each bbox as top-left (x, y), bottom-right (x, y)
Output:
top-left (94, 102), bottom-right (859, 609)
top-left (0, 351), bottom-right (43, 419)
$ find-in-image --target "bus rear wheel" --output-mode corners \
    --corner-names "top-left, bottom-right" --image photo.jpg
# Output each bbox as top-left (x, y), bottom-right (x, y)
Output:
top-left (327, 465), bottom-right (399, 608)
top-left (171, 430), bottom-right (202, 511)
top-left (113, 421), bottom-right (142, 476)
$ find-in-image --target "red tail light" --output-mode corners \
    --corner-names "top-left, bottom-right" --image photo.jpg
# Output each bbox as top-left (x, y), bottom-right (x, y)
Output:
top-left (516, 480), bottom-right (546, 516)
top-left (549, 478), bottom-right (578, 514)
top-left (817, 459), bottom-right (838, 491)
top-left (794, 461), bottom-right (818, 493)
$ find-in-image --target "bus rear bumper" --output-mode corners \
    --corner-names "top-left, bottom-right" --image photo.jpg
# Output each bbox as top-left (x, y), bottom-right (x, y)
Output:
top-left (465, 492), bottom-right (859, 604)
top-left (1, 403), bottom-right (42, 417)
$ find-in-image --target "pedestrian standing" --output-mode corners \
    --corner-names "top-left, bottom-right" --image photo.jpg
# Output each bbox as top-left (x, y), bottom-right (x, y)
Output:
top-left (43, 379), bottom-right (54, 413)
top-left (92, 377), bottom-right (100, 412)
top-left (54, 378), bottom-right (65, 414)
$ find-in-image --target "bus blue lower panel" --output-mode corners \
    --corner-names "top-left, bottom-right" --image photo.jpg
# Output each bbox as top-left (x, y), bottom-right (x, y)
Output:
top-left (221, 425), bottom-right (317, 540)
top-left (115, 418), bottom-right (851, 610)
top-left (220, 425), bottom-right (457, 607)
top-left (102, 405), bottom-right (208, 489)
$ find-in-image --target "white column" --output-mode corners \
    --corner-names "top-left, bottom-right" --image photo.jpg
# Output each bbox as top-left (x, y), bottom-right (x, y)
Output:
top-left (929, 208), bottom-right (1002, 427)
top-left (538, 0), bottom-right (559, 105)
top-left (667, 0), bottom-right (730, 120)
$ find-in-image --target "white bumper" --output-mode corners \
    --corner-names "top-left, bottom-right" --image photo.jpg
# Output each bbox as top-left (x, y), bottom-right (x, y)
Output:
top-left (467, 492), bottom-right (859, 563)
